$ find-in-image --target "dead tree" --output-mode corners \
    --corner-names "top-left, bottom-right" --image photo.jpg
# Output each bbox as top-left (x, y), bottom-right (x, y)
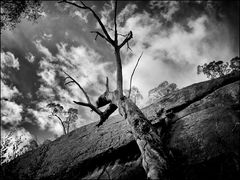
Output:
top-left (60, 1), bottom-right (168, 179)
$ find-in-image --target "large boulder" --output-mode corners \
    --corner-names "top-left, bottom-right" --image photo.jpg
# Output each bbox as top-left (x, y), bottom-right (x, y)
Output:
top-left (1, 71), bottom-right (239, 180)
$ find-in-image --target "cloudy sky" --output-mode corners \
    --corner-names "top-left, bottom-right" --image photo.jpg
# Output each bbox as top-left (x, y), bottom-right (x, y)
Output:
top-left (1, 1), bottom-right (239, 144)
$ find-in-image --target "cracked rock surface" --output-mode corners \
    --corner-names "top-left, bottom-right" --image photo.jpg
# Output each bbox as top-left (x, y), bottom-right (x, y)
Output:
top-left (1, 72), bottom-right (239, 180)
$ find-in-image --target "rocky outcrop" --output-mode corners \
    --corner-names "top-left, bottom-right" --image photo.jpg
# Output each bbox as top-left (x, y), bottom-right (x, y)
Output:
top-left (1, 71), bottom-right (239, 180)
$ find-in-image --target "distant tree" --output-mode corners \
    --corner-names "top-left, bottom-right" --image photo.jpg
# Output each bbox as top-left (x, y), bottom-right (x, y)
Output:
top-left (47, 103), bottom-right (78, 135)
top-left (230, 56), bottom-right (240, 72)
top-left (64, 108), bottom-right (78, 134)
top-left (124, 86), bottom-right (143, 106)
top-left (0, 0), bottom-right (42, 30)
top-left (0, 128), bottom-right (38, 165)
top-left (197, 57), bottom-right (239, 79)
top-left (147, 81), bottom-right (178, 105)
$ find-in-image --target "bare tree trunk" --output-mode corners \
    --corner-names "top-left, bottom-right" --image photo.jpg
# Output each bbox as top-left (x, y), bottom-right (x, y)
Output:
top-left (115, 48), bottom-right (123, 98)
top-left (119, 97), bottom-right (168, 179)
top-left (55, 115), bottom-right (67, 135)
top-left (67, 122), bottom-right (69, 134)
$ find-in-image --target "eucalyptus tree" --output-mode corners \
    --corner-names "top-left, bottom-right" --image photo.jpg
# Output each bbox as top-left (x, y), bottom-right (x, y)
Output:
top-left (47, 103), bottom-right (78, 135)
top-left (60, 1), bottom-right (169, 179)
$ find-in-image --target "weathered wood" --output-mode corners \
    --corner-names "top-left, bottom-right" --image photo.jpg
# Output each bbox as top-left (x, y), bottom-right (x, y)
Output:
top-left (119, 98), bottom-right (168, 179)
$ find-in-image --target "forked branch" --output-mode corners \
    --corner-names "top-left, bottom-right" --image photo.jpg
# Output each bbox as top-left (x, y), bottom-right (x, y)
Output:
top-left (63, 70), bottom-right (91, 104)
top-left (60, 0), bottom-right (114, 46)
top-left (90, 31), bottom-right (112, 44)
top-left (128, 52), bottom-right (143, 98)
top-left (119, 31), bottom-right (133, 49)
top-left (63, 70), bottom-right (102, 115)
top-left (63, 71), bottom-right (117, 126)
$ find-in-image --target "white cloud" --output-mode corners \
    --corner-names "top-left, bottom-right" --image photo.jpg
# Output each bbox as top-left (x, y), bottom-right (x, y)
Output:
top-left (27, 102), bottom-right (92, 136)
top-left (56, 42), bottom-right (110, 87)
top-left (1, 51), bottom-right (20, 70)
top-left (42, 33), bottom-right (53, 41)
top-left (25, 52), bottom-right (35, 63)
top-left (27, 108), bottom-right (63, 136)
top-left (149, 1), bottom-right (179, 21)
top-left (101, 0), bottom-right (115, 24)
top-left (1, 100), bottom-right (23, 126)
top-left (1, 51), bottom-right (23, 128)
top-left (73, 10), bottom-right (89, 23)
top-left (116, 3), bottom-right (138, 45)
top-left (97, 0), bottom-right (115, 31)
top-left (33, 41), bottom-right (112, 132)
top-left (38, 62), bottom-right (57, 86)
top-left (117, 5), bottom-right (236, 105)
top-left (117, 4), bottom-right (137, 25)
top-left (1, 80), bottom-right (21, 100)
top-left (34, 39), bottom-right (53, 60)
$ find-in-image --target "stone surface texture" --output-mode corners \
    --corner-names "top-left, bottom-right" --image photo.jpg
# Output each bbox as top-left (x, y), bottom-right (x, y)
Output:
top-left (1, 71), bottom-right (239, 180)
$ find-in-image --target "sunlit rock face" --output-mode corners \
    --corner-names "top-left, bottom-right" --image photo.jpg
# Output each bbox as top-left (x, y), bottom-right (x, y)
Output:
top-left (1, 72), bottom-right (239, 180)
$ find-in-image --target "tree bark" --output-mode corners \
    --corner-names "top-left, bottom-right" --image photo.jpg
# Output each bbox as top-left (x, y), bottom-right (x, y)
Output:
top-left (118, 97), bottom-right (168, 179)
top-left (55, 115), bottom-right (66, 135)
top-left (115, 48), bottom-right (123, 98)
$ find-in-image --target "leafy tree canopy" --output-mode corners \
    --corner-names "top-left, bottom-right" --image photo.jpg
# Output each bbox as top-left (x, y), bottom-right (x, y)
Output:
top-left (46, 103), bottom-right (78, 135)
top-left (1, 0), bottom-right (42, 30)
top-left (197, 56), bottom-right (240, 79)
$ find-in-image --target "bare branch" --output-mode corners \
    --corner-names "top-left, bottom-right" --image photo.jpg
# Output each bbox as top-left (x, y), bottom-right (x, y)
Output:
top-left (73, 101), bottom-right (103, 116)
top-left (54, 114), bottom-right (67, 135)
top-left (63, 0), bottom-right (114, 46)
top-left (90, 31), bottom-right (112, 44)
top-left (63, 70), bottom-right (91, 104)
top-left (64, 76), bottom-right (72, 81)
top-left (105, 77), bottom-right (109, 92)
top-left (58, 0), bottom-right (66, 4)
top-left (127, 41), bottom-right (132, 51)
top-left (128, 52), bottom-right (143, 98)
top-left (118, 33), bottom-right (127, 37)
top-left (63, 70), bottom-right (116, 126)
top-left (106, 28), bottom-right (128, 37)
top-left (119, 31), bottom-right (133, 49)
top-left (114, 0), bottom-right (118, 43)
top-left (65, 81), bottom-right (74, 85)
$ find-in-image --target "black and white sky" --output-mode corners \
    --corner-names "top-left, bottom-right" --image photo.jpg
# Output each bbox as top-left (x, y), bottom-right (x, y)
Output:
top-left (1, 1), bottom-right (239, 143)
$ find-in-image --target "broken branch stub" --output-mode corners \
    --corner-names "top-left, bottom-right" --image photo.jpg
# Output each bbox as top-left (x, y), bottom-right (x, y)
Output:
top-left (96, 77), bottom-right (111, 108)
